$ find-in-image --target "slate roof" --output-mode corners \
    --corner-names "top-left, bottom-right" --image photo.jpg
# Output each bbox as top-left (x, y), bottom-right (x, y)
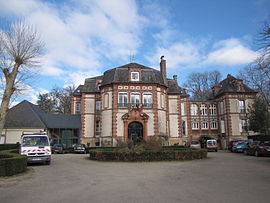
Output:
top-left (4, 100), bottom-right (81, 129)
top-left (167, 79), bottom-right (188, 96)
top-left (215, 74), bottom-right (256, 97)
top-left (101, 63), bottom-right (167, 86)
top-left (73, 62), bottom-right (186, 95)
top-left (4, 100), bottom-right (46, 129)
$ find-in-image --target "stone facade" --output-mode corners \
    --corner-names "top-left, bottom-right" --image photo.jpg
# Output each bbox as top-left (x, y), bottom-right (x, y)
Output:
top-left (71, 60), bottom-right (257, 149)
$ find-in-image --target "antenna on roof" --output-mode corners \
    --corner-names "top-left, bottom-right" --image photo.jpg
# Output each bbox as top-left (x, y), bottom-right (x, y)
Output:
top-left (129, 50), bottom-right (135, 63)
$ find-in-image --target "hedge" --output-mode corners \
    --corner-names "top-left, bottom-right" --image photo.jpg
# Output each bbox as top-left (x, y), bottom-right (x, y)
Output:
top-left (0, 150), bottom-right (27, 176)
top-left (89, 148), bottom-right (207, 162)
top-left (0, 144), bottom-right (19, 151)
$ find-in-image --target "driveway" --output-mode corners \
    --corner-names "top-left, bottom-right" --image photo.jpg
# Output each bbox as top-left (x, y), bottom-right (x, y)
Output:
top-left (0, 151), bottom-right (269, 203)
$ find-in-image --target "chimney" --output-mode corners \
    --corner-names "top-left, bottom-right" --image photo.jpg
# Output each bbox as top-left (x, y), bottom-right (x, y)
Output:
top-left (173, 75), bottom-right (177, 81)
top-left (160, 56), bottom-right (166, 80)
top-left (212, 84), bottom-right (221, 96)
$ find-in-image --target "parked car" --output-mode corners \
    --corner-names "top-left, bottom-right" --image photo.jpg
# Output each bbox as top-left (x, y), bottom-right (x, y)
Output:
top-left (52, 143), bottom-right (66, 154)
top-left (189, 141), bottom-right (201, 149)
top-left (73, 144), bottom-right (87, 153)
top-left (206, 139), bottom-right (218, 152)
top-left (244, 141), bottom-right (270, 157)
top-left (229, 140), bottom-right (243, 152)
top-left (232, 142), bottom-right (248, 153)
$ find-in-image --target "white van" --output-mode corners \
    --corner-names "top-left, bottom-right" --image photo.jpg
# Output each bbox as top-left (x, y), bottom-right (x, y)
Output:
top-left (206, 139), bottom-right (218, 152)
top-left (20, 133), bottom-right (51, 165)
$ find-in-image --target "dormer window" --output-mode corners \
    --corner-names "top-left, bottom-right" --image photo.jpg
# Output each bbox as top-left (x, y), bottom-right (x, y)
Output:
top-left (131, 72), bottom-right (139, 81)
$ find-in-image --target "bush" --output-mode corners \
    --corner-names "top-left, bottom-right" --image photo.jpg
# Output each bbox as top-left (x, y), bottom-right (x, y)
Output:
top-left (89, 148), bottom-right (207, 162)
top-left (0, 150), bottom-right (27, 176)
top-left (0, 144), bottom-right (19, 151)
top-left (143, 136), bottom-right (162, 151)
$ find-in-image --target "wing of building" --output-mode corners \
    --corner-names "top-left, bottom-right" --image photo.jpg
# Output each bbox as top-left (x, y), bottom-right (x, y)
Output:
top-left (71, 59), bottom-right (257, 149)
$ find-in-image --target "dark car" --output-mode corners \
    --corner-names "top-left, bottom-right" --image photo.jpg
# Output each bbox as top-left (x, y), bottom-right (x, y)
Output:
top-left (52, 143), bottom-right (66, 154)
top-left (253, 141), bottom-right (270, 157)
top-left (232, 142), bottom-right (248, 153)
top-left (243, 141), bottom-right (270, 157)
top-left (73, 144), bottom-right (87, 154)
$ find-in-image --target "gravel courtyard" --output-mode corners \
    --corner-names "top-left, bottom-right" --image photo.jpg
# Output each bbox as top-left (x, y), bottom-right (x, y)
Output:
top-left (0, 151), bottom-right (269, 203)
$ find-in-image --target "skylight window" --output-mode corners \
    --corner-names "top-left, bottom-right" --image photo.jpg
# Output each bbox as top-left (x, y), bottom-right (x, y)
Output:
top-left (131, 72), bottom-right (139, 81)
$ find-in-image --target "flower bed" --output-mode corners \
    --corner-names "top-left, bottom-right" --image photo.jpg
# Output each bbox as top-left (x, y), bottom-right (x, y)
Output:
top-left (89, 148), bottom-right (207, 162)
top-left (0, 150), bottom-right (27, 176)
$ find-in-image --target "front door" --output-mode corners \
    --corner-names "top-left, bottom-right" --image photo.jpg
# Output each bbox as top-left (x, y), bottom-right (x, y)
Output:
top-left (128, 122), bottom-right (143, 144)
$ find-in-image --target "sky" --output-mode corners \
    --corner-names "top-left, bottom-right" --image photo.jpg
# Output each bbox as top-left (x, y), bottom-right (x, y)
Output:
top-left (0, 0), bottom-right (269, 104)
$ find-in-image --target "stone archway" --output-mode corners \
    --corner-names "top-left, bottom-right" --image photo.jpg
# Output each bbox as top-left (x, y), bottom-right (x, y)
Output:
top-left (128, 121), bottom-right (143, 144)
top-left (122, 109), bottom-right (149, 142)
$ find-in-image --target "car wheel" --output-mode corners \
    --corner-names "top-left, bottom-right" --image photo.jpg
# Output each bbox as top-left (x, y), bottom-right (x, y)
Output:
top-left (46, 160), bottom-right (51, 165)
top-left (255, 151), bottom-right (260, 157)
top-left (244, 150), bottom-right (248, 155)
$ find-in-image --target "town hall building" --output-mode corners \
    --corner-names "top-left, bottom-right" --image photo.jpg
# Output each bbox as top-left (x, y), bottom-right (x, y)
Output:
top-left (71, 57), bottom-right (257, 149)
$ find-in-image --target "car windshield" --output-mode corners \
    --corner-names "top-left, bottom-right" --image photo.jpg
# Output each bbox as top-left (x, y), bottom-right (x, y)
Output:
top-left (22, 136), bottom-right (49, 147)
top-left (191, 141), bottom-right (199, 144)
top-left (75, 144), bottom-right (84, 147)
top-left (262, 142), bottom-right (270, 146)
top-left (54, 144), bottom-right (63, 147)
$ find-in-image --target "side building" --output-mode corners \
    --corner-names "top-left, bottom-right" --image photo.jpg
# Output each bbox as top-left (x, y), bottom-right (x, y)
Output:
top-left (71, 59), bottom-right (257, 149)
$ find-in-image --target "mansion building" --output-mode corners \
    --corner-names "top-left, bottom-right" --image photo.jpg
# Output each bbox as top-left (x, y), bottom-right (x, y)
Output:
top-left (71, 58), bottom-right (257, 149)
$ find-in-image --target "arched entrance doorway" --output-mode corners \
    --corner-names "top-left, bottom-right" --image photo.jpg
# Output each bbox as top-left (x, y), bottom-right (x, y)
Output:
top-left (128, 122), bottom-right (143, 144)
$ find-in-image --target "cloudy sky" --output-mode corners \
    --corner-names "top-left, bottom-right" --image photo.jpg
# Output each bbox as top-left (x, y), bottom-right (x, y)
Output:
top-left (0, 0), bottom-right (269, 104)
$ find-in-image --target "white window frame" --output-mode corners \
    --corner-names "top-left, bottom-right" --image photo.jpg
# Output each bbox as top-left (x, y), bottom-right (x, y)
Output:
top-left (191, 104), bottom-right (198, 116)
top-left (239, 100), bottom-right (245, 113)
top-left (192, 122), bottom-right (199, 130)
top-left (131, 92), bottom-right (140, 105)
top-left (200, 104), bottom-right (207, 115)
top-left (131, 72), bottom-right (139, 81)
top-left (118, 92), bottom-right (128, 107)
top-left (143, 93), bottom-right (152, 108)
top-left (201, 122), bottom-right (208, 129)
top-left (96, 101), bottom-right (101, 111)
top-left (210, 104), bottom-right (217, 115)
top-left (210, 121), bottom-right (218, 129)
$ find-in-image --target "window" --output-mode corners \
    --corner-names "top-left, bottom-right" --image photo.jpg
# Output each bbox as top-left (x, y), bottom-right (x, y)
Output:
top-left (131, 72), bottom-right (139, 81)
top-left (118, 92), bottom-right (128, 108)
top-left (181, 103), bottom-right (185, 115)
top-left (201, 122), bottom-right (208, 129)
top-left (210, 104), bottom-right (217, 115)
top-left (143, 94), bottom-right (152, 108)
top-left (220, 101), bottom-right (224, 114)
top-left (200, 104), bottom-right (207, 115)
top-left (160, 94), bottom-right (164, 108)
top-left (240, 120), bottom-right (248, 132)
top-left (95, 121), bottom-right (101, 136)
top-left (239, 100), bottom-right (245, 114)
top-left (182, 121), bottom-right (186, 136)
top-left (104, 94), bottom-right (109, 108)
top-left (75, 102), bottom-right (81, 114)
top-left (96, 101), bottom-right (101, 112)
top-left (192, 122), bottom-right (199, 130)
top-left (191, 104), bottom-right (198, 116)
top-left (221, 120), bottom-right (225, 133)
top-left (210, 122), bottom-right (218, 129)
top-left (131, 93), bottom-right (140, 106)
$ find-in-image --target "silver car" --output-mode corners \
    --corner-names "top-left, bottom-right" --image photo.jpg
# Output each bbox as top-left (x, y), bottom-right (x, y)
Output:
top-left (190, 141), bottom-right (201, 148)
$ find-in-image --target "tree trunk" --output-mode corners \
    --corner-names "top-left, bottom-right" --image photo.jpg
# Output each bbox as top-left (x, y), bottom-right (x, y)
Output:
top-left (0, 63), bottom-right (20, 136)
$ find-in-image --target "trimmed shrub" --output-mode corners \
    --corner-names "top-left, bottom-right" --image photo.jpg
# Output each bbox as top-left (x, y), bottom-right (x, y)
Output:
top-left (0, 150), bottom-right (27, 176)
top-left (143, 136), bottom-right (162, 151)
top-left (89, 148), bottom-right (207, 162)
top-left (0, 144), bottom-right (19, 151)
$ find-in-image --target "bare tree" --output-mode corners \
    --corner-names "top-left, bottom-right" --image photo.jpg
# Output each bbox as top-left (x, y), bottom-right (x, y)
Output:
top-left (37, 85), bottom-right (76, 114)
top-left (239, 21), bottom-right (270, 106)
top-left (183, 70), bottom-right (221, 100)
top-left (0, 21), bottom-right (44, 135)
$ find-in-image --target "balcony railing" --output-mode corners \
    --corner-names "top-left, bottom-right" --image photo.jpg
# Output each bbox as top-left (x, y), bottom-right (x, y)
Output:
top-left (118, 103), bottom-right (153, 109)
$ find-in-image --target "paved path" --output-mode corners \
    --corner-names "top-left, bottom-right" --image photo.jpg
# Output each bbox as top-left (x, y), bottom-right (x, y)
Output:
top-left (0, 151), bottom-right (269, 203)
